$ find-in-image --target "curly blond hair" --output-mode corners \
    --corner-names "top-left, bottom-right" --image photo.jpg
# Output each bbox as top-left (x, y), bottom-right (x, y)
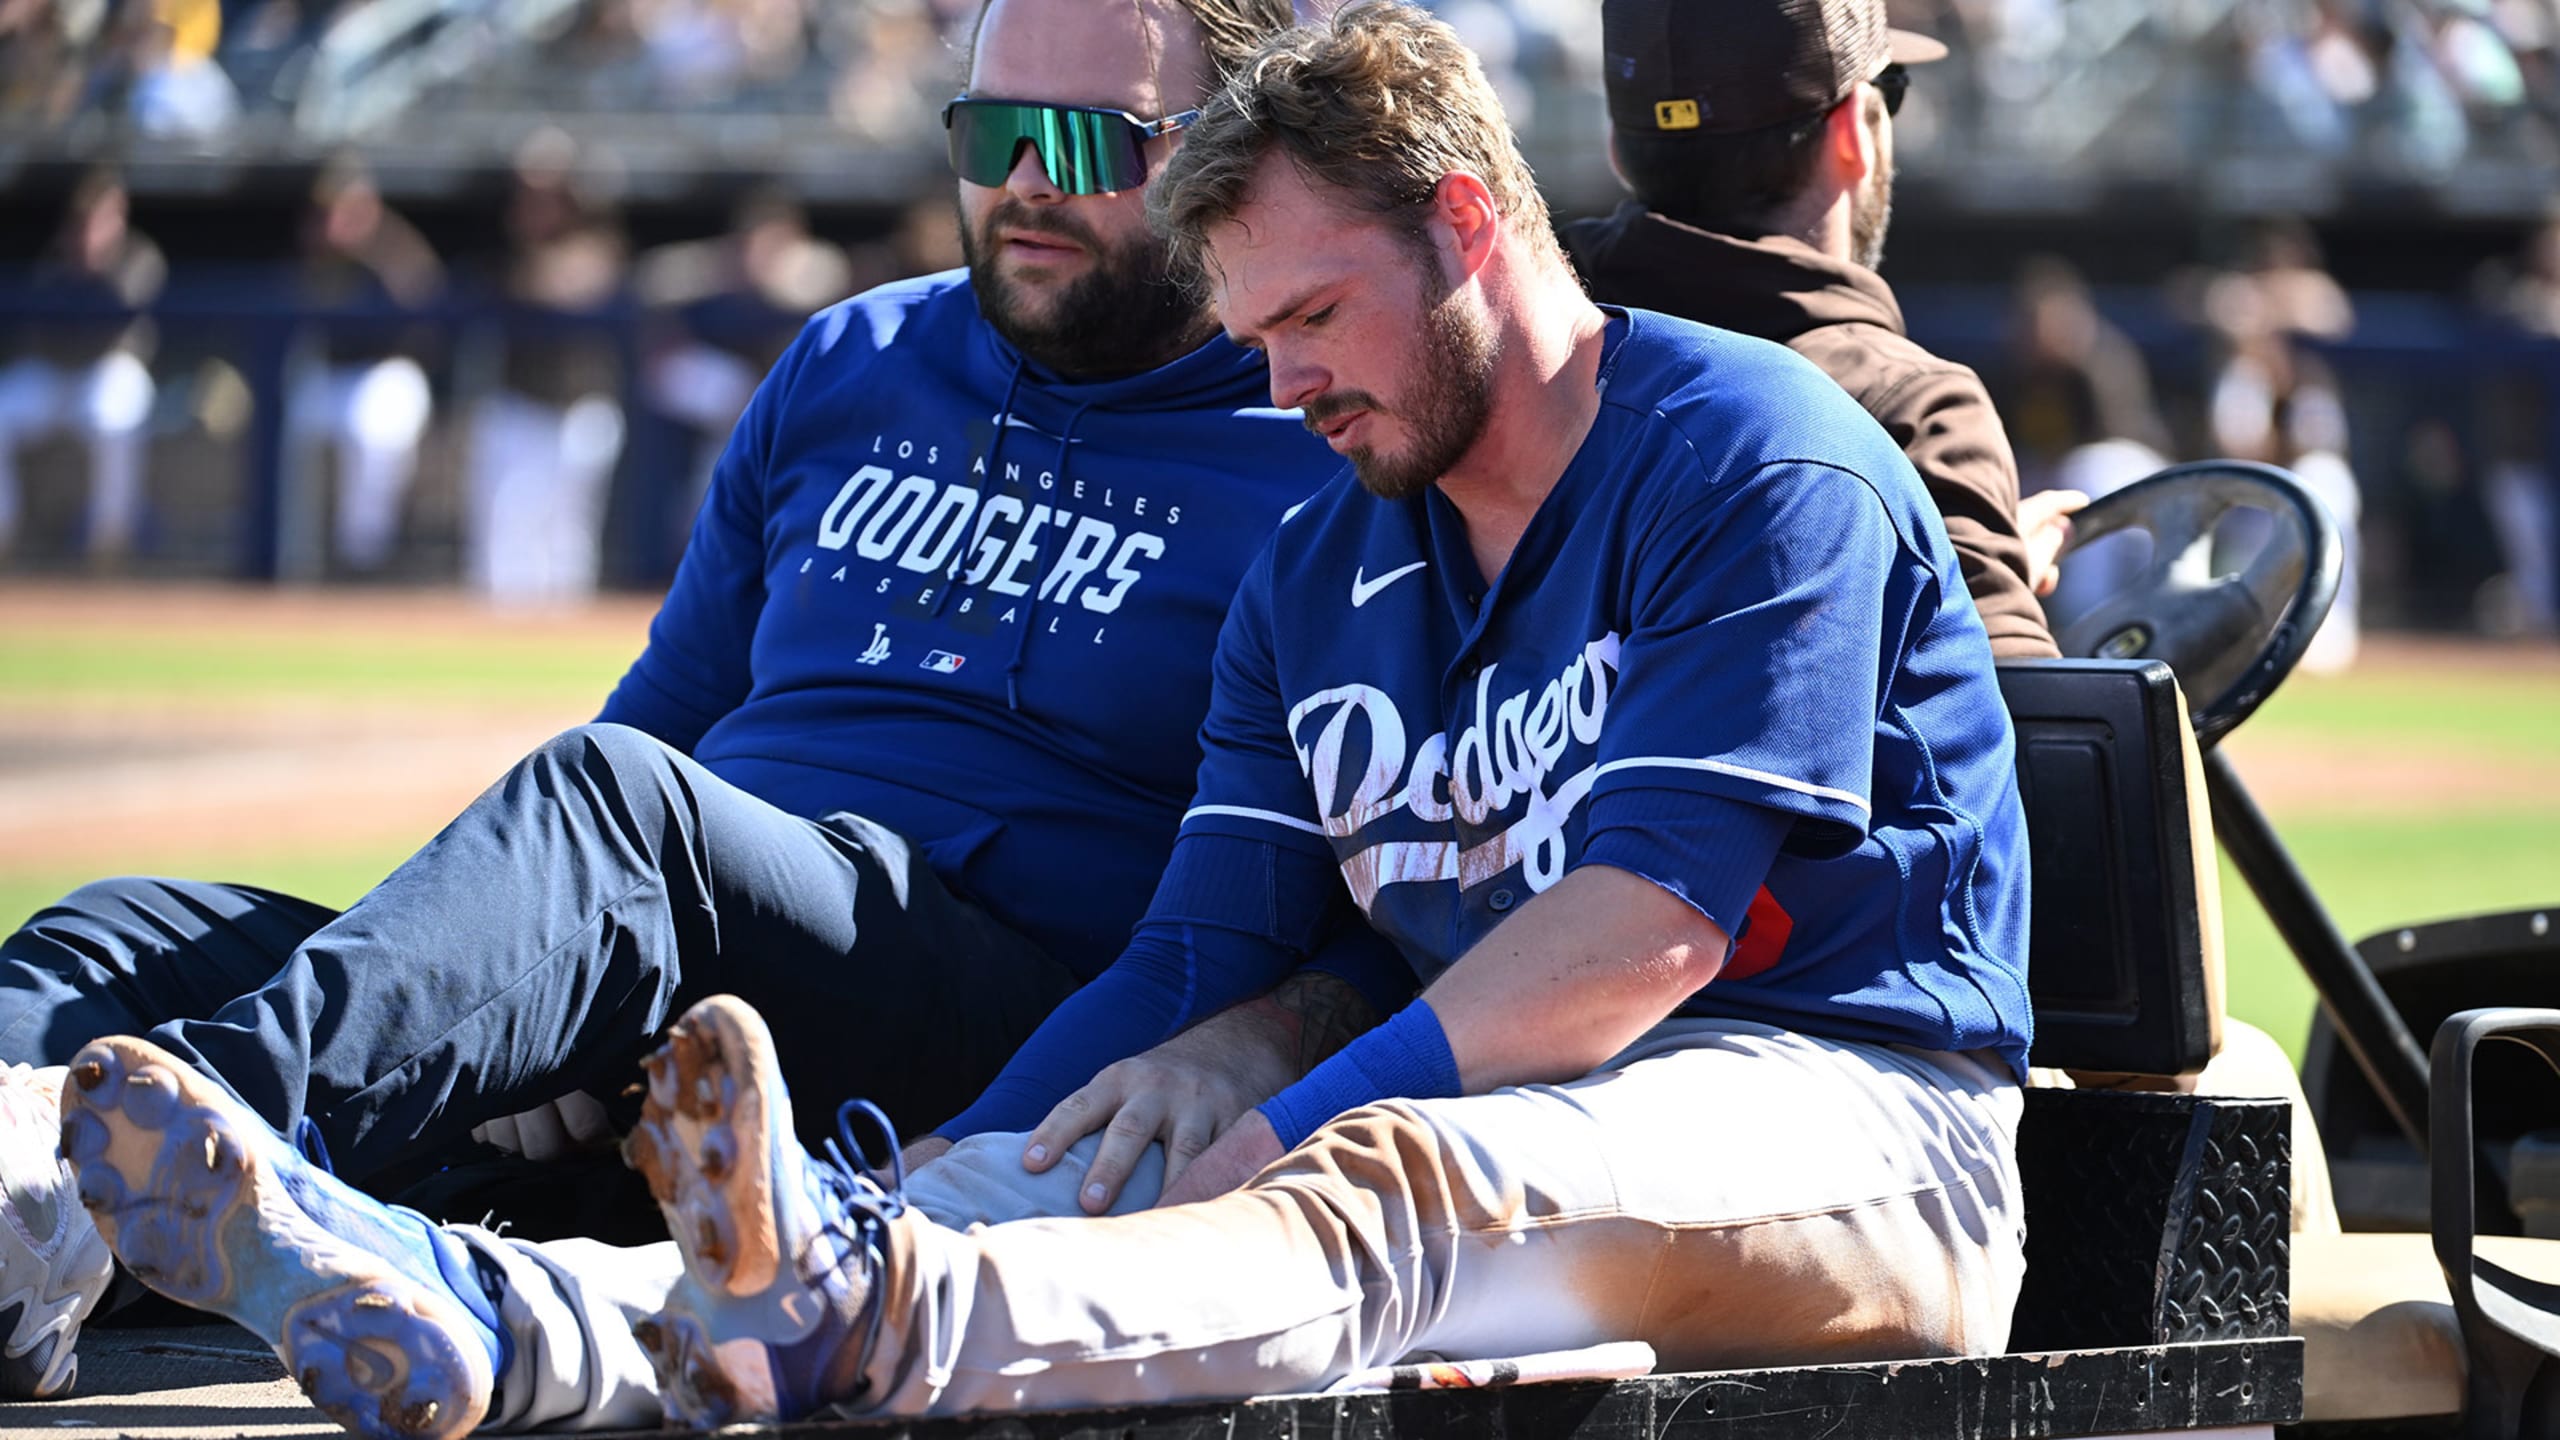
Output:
top-left (1149, 1), bottom-right (1552, 281)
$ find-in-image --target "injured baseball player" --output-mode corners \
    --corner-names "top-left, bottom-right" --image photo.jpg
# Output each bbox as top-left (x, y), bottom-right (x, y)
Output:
top-left (56, 0), bottom-right (2034, 1426)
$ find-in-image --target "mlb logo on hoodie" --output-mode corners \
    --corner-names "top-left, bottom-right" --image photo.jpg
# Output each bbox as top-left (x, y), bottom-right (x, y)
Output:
top-left (920, 650), bottom-right (967, 674)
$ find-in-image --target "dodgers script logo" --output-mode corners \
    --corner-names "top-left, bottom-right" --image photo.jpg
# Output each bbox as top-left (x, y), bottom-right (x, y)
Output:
top-left (1288, 633), bottom-right (1621, 911)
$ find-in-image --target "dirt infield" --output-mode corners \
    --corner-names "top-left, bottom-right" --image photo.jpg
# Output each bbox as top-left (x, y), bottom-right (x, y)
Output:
top-left (3, 581), bottom-right (2557, 878)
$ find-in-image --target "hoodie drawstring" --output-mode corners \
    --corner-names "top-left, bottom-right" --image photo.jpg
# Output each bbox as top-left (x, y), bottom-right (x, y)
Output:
top-left (1004, 398), bottom-right (1095, 712)
top-left (932, 354), bottom-right (1029, 624)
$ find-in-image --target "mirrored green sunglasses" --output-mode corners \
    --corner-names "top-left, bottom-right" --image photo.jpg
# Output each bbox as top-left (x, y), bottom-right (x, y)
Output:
top-left (942, 97), bottom-right (1204, 196)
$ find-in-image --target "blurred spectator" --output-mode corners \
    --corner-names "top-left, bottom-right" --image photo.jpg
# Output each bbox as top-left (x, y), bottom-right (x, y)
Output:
top-left (0, 0), bottom-right (104, 123)
top-left (2239, 0), bottom-right (2376, 155)
top-left (464, 130), bottom-right (628, 606)
top-left (127, 0), bottom-right (239, 138)
top-left (2475, 213), bottom-right (2560, 633)
top-left (828, 0), bottom-right (946, 144)
top-left (0, 170), bottom-right (164, 563)
top-left (289, 156), bottom-right (443, 573)
top-left (635, 0), bottom-right (808, 101)
top-left (2486, 209), bottom-right (2560, 332)
top-left (2002, 256), bottom-right (2173, 626)
top-left (2208, 217), bottom-right (2356, 342)
top-left (634, 184), bottom-right (848, 537)
top-left (2204, 226), bottom-right (2363, 670)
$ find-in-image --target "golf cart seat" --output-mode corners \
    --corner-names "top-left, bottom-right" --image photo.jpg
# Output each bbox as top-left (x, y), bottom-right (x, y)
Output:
top-left (2292, 1229), bottom-right (2560, 1430)
top-left (2285, 999), bottom-right (2560, 1437)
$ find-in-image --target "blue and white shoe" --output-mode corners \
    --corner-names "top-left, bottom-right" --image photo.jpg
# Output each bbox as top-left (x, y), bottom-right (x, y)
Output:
top-left (58, 1037), bottom-right (506, 1440)
top-left (625, 994), bottom-right (909, 1427)
top-left (0, 1063), bottom-right (112, 1400)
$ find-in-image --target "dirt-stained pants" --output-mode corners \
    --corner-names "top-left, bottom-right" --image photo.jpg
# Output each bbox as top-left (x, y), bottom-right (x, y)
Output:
top-left (854, 1018), bottom-right (2025, 1415)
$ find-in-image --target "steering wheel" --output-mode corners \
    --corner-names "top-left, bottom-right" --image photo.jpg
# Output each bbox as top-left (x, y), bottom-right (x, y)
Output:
top-left (2044, 459), bottom-right (2342, 746)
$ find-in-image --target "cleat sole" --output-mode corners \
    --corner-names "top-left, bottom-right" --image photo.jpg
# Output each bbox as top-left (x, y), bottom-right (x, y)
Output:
top-left (60, 1039), bottom-right (491, 1440)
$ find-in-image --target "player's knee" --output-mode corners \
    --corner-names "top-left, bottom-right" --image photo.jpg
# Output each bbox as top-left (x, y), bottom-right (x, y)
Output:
top-left (42, 875), bottom-right (184, 926)
top-left (0, 876), bottom-right (195, 960)
top-left (1261, 1100), bottom-right (1451, 1194)
top-left (519, 723), bottom-right (684, 807)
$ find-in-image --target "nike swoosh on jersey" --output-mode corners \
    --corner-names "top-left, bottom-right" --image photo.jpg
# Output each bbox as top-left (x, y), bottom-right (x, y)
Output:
top-left (1350, 561), bottom-right (1429, 608)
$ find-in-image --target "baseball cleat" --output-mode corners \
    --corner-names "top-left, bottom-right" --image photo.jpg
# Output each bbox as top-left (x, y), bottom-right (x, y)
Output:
top-left (57, 1037), bottom-right (503, 1440)
top-left (0, 1063), bottom-right (113, 1400)
top-left (625, 994), bottom-right (907, 1427)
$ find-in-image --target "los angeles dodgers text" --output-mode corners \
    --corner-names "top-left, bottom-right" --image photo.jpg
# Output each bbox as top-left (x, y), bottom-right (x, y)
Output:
top-left (796, 433), bottom-right (1185, 650)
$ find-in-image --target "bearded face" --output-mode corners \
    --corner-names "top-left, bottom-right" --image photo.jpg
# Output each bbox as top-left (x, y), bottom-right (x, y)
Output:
top-left (1849, 95), bottom-right (1896, 272)
top-left (1298, 254), bottom-right (1499, 501)
top-left (960, 194), bottom-right (1217, 379)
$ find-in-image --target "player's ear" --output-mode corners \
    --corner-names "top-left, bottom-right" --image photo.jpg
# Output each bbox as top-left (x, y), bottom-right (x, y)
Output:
top-left (1431, 171), bottom-right (1500, 284)
top-left (1825, 93), bottom-right (1872, 187)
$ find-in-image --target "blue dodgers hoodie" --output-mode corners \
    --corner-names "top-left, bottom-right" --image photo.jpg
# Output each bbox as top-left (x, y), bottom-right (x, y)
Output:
top-left (598, 270), bottom-right (1339, 976)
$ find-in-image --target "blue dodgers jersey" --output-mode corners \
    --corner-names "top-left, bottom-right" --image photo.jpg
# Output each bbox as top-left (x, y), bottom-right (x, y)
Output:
top-left (598, 271), bottom-right (1340, 976)
top-left (1180, 310), bottom-right (2034, 1076)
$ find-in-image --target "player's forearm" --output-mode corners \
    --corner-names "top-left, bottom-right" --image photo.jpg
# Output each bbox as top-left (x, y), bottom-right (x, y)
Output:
top-left (1425, 864), bottom-right (1730, 1094)
top-left (1253, 866), bottom-right (1730, 1147)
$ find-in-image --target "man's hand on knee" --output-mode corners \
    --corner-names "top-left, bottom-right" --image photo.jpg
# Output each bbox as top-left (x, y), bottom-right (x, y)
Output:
top-left (1023, 1036), bottom-right (1286, 1214)
top-left (1156, 1109), bottom-right (1284, 1207)
top-left (1022, 970), bottom-right (1377, 1213)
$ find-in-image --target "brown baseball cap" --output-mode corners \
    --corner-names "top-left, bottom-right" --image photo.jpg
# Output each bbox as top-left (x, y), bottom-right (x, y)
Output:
top-left (1602, 0), bottom-right (1948, 136)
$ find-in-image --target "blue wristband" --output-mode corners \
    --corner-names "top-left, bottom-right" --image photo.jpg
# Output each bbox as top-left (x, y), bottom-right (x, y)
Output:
top-left (1256, 1000), bottom-right (1462, 1149)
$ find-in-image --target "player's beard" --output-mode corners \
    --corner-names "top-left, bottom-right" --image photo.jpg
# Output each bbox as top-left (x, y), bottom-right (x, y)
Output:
top-left (962, 196), bottom-right (1217, 379)
top-left (1850, 137), bottom-right (1895, 271)
top-left (1307, 266), bottom-right (1498, 502)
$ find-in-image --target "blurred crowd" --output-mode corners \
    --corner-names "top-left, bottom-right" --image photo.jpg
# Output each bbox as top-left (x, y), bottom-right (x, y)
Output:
top-left (0, 0), bottom-right (1602, 147)
top-left (15, 0), bottom-right (2550, 173)
top-left (1, 0), bottom-right (2558, 640)
top-left (1886, 0), bottom-right (2560, 174)
top-left (2000, 217), bottom-right (2560, 655)
top-left (0, 150), bottom-right (958, 600)
top-left (5, 153), bottom-right (2558, 645)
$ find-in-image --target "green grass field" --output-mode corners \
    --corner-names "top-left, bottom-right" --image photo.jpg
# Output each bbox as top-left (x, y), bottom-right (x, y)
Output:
top-left (3, 601), bottom-right (2553, 1071)
top-left (0, 621), bottom-right (641, 709)
top-left (2214, 658), bottom-right (2560, 1061)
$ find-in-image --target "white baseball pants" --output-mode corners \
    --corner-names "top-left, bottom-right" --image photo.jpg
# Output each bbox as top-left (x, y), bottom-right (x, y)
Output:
top-left (463, 1018), bottom-right (2020, 1427)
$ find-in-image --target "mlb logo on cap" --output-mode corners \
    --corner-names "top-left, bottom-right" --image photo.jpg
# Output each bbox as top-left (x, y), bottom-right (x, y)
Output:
top-left (1653, 99), bottom-right (1701, 130)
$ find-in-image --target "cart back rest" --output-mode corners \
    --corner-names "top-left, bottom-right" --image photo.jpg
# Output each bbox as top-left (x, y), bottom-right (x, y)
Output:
top-left (2000, 658), bottom-right (2222, 1078)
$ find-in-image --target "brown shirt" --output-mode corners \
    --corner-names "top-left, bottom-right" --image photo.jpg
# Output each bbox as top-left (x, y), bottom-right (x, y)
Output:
top-left (1564, 204), bottom-right (2058, 659)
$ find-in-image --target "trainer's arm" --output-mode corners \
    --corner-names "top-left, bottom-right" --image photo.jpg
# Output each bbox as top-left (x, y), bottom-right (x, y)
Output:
top-left (1020, 963), bottom-right (1386, 1210)
top-left (931, 833), bottom-right (1377, 1144)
